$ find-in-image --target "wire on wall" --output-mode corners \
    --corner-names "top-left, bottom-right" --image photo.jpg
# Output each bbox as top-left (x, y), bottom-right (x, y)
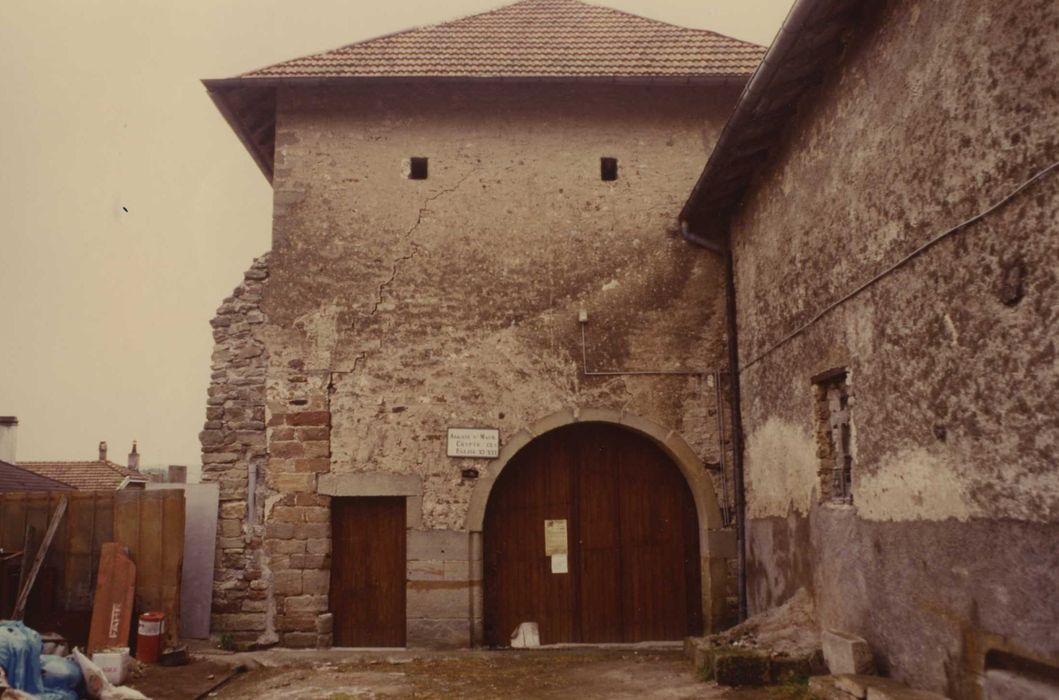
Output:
top-left (740, 158), bottom-right (1059, 373)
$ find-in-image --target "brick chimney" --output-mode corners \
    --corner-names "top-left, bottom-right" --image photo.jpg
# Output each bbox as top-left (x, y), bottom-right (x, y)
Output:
top-left (0, 417), bottom-right (17, 464)
top-left (167, 465), bottom-right (187, 484)
top-left (128, 441), bottom-right (140, 471)
top-left (99, 441), bottom-right (108, 462)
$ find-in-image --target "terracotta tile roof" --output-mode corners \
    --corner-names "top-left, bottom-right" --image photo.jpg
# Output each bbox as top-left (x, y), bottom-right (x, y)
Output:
top-left (0, 460), bottom-right (75, 492)
top-left (16, 460), bottom-right (147, 491)
top-left (241, 0), bottom-right (765, 80)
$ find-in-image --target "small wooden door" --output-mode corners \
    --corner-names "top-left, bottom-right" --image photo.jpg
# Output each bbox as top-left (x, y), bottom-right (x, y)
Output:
top-left (483, 423), bottom-right (702, 646)
top-left (330, 497), bottom-right (406, 647)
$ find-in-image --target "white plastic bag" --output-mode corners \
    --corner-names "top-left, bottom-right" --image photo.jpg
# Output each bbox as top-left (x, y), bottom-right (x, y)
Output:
top-left (510, 622), bottom-right (540, 648)
top-left (71, 648), bottom-right (147, 700)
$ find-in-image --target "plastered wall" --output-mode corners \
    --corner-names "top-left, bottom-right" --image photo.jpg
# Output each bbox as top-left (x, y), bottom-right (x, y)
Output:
top-left (727, 0), bottom-right (1059, 695)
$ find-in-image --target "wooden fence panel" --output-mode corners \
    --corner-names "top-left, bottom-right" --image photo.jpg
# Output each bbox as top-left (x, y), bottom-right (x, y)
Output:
top-left (114, 489), bottom-right (184, 643)
top-left (25, 495), bottom-right (57, 609)
top-left (134, 491), bottom-right (164, 616)
top-left (160, 490), bottom-right (185, 643)
top-left (112, 490), bottom-right (140, 566)
top-left (0, 489), bottom-right (184, 645)
top-left (64, 493), bottom-right (98, 609)
top-left (0, 494), bottom-right (29, 552)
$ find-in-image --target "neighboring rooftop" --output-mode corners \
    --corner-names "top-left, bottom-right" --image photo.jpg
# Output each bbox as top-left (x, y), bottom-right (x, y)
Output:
top-left (0, 460), bottom-right (75, 493)
top-left (17, 460), bottom-right (148, 491)
top-left (18, 443), bottom-right (148, 491)
top-left (204, 0), bottom-right (766, 182)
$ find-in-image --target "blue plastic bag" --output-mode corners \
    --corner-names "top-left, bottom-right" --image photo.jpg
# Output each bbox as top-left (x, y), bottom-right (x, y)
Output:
top-left (0, 621), bottom-right (80, 700)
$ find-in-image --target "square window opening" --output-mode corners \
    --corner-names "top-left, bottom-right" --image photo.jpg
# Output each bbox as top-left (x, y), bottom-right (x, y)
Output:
top-left (600, 157), bottom-right (618, 181)
top-left (409, 157), bottom-right (428, 180)
top-left (812, 368), bottom-right (853, 503)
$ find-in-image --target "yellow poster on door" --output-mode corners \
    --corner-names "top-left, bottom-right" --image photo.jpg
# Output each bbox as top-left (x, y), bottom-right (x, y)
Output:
top-left (544, 519), bottom-right (568, 555)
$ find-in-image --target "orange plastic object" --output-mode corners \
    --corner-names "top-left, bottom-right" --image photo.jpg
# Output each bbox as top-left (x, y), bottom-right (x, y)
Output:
top-left (136, 611), bottom-right (165, 663)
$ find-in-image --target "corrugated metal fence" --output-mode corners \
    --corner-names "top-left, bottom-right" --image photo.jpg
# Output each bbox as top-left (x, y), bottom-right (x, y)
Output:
top-left (0, 489), bottom-right (184, 645)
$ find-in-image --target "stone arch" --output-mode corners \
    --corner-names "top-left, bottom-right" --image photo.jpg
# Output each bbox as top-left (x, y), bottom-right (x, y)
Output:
top-left (466, 407), bottom-right (733, 636)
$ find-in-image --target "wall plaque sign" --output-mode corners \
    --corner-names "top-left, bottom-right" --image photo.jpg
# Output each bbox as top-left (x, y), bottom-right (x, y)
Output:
top-left (447, 428), bottom-right (500, 458)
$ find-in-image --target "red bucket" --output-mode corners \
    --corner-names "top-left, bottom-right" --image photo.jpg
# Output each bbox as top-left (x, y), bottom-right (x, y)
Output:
top-left (137, 611), bottom-right (165, 663)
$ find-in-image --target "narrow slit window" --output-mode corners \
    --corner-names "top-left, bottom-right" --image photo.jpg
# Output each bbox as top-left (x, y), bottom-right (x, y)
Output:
top-left (409, 157), bottom-right (428, 180)
top-left (600, 157), bottom-right (618, 181)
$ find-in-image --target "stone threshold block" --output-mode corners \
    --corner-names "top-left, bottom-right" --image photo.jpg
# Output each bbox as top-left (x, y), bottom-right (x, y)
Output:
top-left (822, 629), bottom-right (876, 675)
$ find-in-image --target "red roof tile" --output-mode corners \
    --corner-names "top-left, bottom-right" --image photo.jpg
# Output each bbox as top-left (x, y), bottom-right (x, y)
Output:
top-left (0, 460), bottom-right (76, 492)
top-left (17, 460), bottom-right (147, 491)
top-left (241, 0), bottom-right (765, 80)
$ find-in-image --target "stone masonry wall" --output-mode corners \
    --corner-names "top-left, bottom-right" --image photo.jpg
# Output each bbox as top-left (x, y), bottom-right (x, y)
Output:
top-left (727, 0), bottom-right (1059, 695)
top-left (200, 254), bottom-right (283, 647)
top-left (205, 82), bottom-right (744, 647)
top-left (265, 82), bottom-right (739, 520)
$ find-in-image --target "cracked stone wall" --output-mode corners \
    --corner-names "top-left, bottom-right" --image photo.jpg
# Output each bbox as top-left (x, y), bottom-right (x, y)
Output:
top-left (203, 81), bottom-right (743, 648)
top-left (725, 0), bottom-right (1059, 695)
top-left (200, 254), bottom-right (276, 646)
top-left (266, 83), bottom-right (740, 511)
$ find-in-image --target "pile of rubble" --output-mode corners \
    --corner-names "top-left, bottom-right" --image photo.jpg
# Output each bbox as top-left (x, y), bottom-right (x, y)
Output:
top-left (685, 588), bottom-right (825, 685)
top-left (685, 589), bottom-right (949, 698)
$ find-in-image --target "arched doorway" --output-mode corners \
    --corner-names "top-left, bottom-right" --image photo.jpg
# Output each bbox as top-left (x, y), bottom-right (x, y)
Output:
top-left (483, 422), bottom-right (703, 646)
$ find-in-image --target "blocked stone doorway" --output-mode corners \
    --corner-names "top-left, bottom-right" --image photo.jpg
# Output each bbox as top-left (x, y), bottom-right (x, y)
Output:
top-left (330, 497), bottom-right (407, 647)
top-left (482, 423), bottom-right (703, 646)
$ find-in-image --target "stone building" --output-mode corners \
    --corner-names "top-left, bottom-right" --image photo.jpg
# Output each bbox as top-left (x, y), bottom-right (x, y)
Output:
top-left (681, 0), bottom-right (1059, 696)
top-left (201, 0), bottom-right (765, 649)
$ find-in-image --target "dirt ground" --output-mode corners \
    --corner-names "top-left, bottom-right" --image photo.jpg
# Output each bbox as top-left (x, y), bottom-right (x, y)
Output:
top-left (132, 648), bottom-right (806, 700)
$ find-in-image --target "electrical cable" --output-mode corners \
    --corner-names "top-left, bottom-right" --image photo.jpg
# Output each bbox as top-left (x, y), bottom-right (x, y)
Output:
top-left (740, 158), bottom-right (1059, 373)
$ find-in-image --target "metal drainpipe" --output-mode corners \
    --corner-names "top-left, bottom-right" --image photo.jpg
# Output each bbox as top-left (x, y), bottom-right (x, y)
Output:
top-left (682, 222), bottom-right (749, 622)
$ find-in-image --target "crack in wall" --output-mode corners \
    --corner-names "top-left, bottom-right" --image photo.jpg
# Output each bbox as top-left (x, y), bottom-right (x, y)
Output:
top-left (370, 167), bottom-right (479, 316)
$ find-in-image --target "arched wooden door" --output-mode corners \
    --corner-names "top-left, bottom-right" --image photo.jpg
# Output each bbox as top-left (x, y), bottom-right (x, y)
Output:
top-left (483, 423), bottom-right (703, 646)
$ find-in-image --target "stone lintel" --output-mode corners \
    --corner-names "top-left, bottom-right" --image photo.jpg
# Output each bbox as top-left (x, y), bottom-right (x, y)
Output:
top-left (317, 471), bottom-right (422, 497)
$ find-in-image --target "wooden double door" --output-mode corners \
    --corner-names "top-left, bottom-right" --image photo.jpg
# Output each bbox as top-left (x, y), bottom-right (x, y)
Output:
top-left (483, 423), bottom-right (703, 646)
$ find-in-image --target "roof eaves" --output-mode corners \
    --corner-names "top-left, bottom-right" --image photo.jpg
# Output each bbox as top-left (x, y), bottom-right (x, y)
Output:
top-left (204, 80), bottom-right (276, 184)
top-left (680, 0), bottom-right (864, 239)
top-left (208, 74), bottom-right (750, 88)
top-left (204, 72), bottom-right (752, 184)
top-left (117, 476), bottom-right (144, 490)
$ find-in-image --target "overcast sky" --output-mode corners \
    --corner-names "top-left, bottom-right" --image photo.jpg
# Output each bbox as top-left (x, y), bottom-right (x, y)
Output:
top-left (0, 0), bottom-right (793, 477)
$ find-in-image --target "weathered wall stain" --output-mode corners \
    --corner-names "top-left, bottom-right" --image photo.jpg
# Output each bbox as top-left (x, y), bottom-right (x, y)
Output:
top-left (743, 417), bottom-right (817, 518)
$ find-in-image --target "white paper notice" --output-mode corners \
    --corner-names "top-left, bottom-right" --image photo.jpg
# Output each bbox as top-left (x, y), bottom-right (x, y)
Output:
top-left (544, 519), bottom-right (568, 555)
top-left (550, 553), bottom-right (569, 574)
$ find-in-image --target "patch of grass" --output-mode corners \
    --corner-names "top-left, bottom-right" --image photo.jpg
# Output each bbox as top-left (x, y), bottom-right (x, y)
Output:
top-left (769, 675), bottom-right (811, 699)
